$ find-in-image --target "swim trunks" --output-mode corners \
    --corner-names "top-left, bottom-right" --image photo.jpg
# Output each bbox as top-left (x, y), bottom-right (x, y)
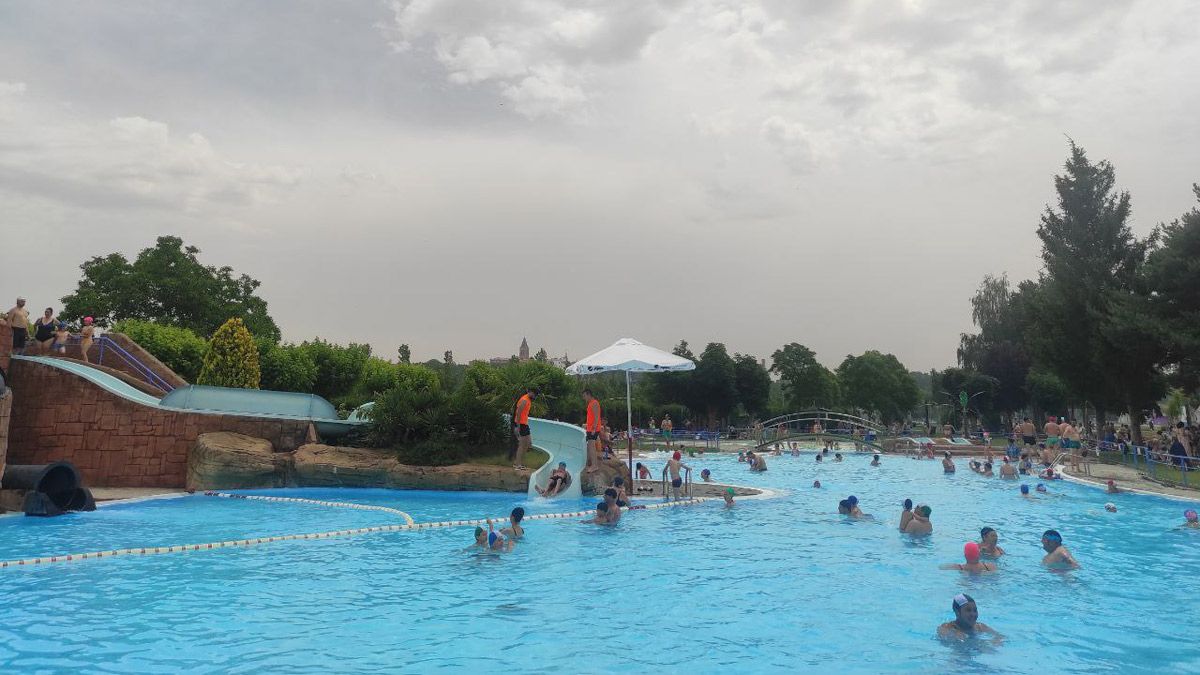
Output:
top-left (1022, 435), bottom-right (1036, 446)
top-left (10, 327), bottom-right (26, 349)
top-left (1046, 436), bottom-right (1060, 447)
top-left (671, 478), bottom-right (682, 488)
top-left (518, 424), bottom-right (531, 437)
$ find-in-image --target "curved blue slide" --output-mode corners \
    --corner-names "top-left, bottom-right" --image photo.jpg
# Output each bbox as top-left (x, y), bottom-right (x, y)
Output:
top-left (11, 355), bottom-right (364, 436)
top-left (526, 418), bottom-right (587, 500)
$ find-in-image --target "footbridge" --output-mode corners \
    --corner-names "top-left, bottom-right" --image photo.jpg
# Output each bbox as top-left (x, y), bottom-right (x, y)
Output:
top-left (755, 410), bottom-right (894, 454)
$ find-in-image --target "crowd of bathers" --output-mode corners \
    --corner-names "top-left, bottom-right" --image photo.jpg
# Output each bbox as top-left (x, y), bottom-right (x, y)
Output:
top-left (3, 296), bottom-right (97, 363)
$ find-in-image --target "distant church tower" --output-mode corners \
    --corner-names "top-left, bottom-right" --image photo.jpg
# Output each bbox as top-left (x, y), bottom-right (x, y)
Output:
top-left (519, 337), bottom-right (530, 362)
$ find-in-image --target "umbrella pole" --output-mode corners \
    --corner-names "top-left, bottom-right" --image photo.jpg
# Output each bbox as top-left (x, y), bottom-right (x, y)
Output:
top-left (626, 370), bottom-right (634, 487)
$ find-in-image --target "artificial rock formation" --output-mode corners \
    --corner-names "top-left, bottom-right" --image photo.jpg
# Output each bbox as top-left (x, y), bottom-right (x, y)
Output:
top-left (187, 432), bottom-right (291, 490)
top-left (293, 444), bottom-right (530, 491)
top-left (579, 458), bottom-right (633, 495)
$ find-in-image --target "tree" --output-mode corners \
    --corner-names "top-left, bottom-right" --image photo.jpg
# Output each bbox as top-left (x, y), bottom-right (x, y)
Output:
top-left (1030, 141), bottom-right (1152, 424)
top-left (300, 339), bottom-right (370, 402)
top-left (932, 367), bottom-right (999, 429)
top-left (259, 343), bottom-right (318, 393)
top-left (771, 343), bottom-right (839, 410)
top-left (836, 351), bottom-right (919, 423)
top-left (957, 275), bottom-right (1032, 419)
top-left (1141, 184), bottom-right (1200, 392)
top-left (397, 344), bottom-right (411, 364)
top-left (197, 318), bottom-right (260, 389)
top-left (690, 343), bottom-right (739, 426)
top-left (59, 236), bottom-right (280, 341)
top-left (534, 348), bottom-right (549, 362)
top-left (443, 350), bottom-right (454, 366)
top-left (733, 354), bottom-right (771, 418)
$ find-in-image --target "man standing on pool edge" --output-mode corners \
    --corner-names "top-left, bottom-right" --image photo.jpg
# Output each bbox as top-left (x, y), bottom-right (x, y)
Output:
top-left (512, 387), bottom-right (538, 471)
top-left (583, 389), bottom-right (602, 474)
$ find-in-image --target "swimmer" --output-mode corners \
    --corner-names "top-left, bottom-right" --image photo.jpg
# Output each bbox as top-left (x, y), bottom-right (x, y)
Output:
top-left (751, 453), bottom-right (768, 472)
top-left (898, 498), bottom-right (914, 531)
top-left (999, 457), bottom-right (1017, 479)
top-left (465, 526), bottom-right (489, 551)
top-left (500, 507), bottom-right (525, 539)
top-left (583, 501), bottom-right (613, 525)
top-left (1041, 529), bottom-right (1079, 569)
top-left (1105, 479), bottom-right (1121, 494)
top-left (723, 487), bottom-right (735, 508)
top-left (815, 453), bottom-right (823, 463)
top-left (603, 488), bottom-right (623, 523)
top-left (737, 451), bottom-right (746, 463)
top-left (940, 542), bottom-right (997, 573)
top-left (1020, 484), bottom-right (1033, 499)
top-left (635, 462), bottom-right (653, 492)
top-left (1104, 502), bottom-right (1117, 513)
top-left (838, 499), bottom-right (852, 515)
top-left (812, 480), bottom-right (821, 488)
top-left (942, 452), bottom-right (955, 473)
top-left (1035, 483), bottom-right (1048, 493)
top-left (834, 453), bottom-right (843, 462)
top-left (486, 519), bottom-right (513, 551)
top-left (611, 476), bottom-right (630, 506)
top-left (700, 468), bottom-right (712, 482)
top-left (1184, 510), bottom-right (1200, 529)
top-left (846, 495), bottom-right (864, 517)
top-left (870, 454), bottom-right (881, 467)
top-left (979, 527), bottom-right (1005, 557)
top-left (981, 461), bottom-right (994, 477)
top-left (904, 504), bottom-right (932, 535)
top-left (938, 594), bottom-right (1003, 643)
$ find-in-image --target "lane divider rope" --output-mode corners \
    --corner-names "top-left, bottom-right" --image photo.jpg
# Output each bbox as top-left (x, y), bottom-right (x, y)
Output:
top-left (0, 497), bottom-right (710, 569)
top-left (202, 492), bottom-right (416, 526)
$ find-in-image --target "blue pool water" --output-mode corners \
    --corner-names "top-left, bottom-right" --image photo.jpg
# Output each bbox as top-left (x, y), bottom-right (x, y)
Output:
top-left (2, 451), bottom-right (1199, 673)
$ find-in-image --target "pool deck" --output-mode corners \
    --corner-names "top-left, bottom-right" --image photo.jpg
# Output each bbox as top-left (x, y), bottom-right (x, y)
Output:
top-left (92, 487), bottom-right (188, 502)
top-left (1062, 463), bottom-right (1200, 502)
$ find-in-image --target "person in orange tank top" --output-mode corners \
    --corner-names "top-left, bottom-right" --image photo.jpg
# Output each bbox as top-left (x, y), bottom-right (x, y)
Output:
top-left (583, 389), bottom-right (602, 473)
top-left (512, 388), bottom-right (538, 470)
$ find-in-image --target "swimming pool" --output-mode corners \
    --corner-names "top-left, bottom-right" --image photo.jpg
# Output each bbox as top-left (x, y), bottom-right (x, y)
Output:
top-left (2, 451), bottom-right (1198, 673)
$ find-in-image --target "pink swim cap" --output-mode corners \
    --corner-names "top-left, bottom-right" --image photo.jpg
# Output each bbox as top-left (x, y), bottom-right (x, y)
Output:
top-left (1186, 510), bottom-right (1198, 522)
top-left (83, 316), bottom-right (93, 324)
top-left (963, 541), bottom-right (981, 563)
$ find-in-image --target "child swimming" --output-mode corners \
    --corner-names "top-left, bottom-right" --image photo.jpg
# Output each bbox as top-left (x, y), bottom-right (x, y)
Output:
top-left (723, 487), bottom-right (735, 508)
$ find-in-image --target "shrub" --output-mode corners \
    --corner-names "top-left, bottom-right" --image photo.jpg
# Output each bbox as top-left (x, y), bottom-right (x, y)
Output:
top-left (366, 385), bottom-right (449, 447)
top-left (449, 377), bottom-right (507, 446)
top-left (394, 435), bottom-right (468, 466)
top-left (259, 343), bottom-right (318, 393)
top-left (112, 319), bottom-right (207, 382)
top-left (198, 318), bottom-right (260, 389)
top-left (299, 339), bottom-right (370, 401)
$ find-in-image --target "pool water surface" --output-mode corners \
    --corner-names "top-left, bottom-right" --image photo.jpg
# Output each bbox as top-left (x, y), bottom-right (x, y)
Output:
top-left (1, 450), bottom-right (1197, 673)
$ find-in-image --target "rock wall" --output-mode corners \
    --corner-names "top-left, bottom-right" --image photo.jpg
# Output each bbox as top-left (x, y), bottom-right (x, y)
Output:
top-left (1, 318), bottom-right (12, 372)
top-left (0, 390), bottom-right (11, 489)
top-left (6, 359), bottom-right (314, 488)
top-left (185, 434), bottom-right (532, 493)
top-left (579, 458), bottom-right (634, 495)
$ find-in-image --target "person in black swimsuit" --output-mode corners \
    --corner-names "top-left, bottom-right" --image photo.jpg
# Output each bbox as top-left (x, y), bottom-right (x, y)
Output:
top-left (33, 307), bottom-right (56, 354)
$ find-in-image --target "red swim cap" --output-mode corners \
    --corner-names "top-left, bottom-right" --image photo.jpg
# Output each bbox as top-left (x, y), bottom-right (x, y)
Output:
top-left (963, 541), bottom-right (981, 563)
top-left (672, 451), bottom-right (681, 460)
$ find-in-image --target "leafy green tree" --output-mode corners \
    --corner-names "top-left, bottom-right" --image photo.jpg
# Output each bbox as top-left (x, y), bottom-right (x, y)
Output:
top-left (198, 318), bottom-right (260, 389)
top-left (112, 319), bottom-right (207, 382)
top-left (397, 344), bottom-right (411, 364)
top-left (836, 351), bottom-right (919, 423)
top-left (534, 348), bottom-right (548, 362)
top-left (258, 343), bottom-right (318, 393)
top-left (60, 236), bottom-right (280, 341)
top-left (300, 339), bottom-right (370, 402)
top-left (1141, 184), bottom-right (1200, 392)
top-left (733, 354), bottom-right (771, 418)
top-left (1026, 368), bottom-right (1070, 421)
top-left (771, 343), bottom-right (839, 410)
top-left (1030, 141), bottom-right (1152, 424)
top-left (932, 367), bottom-right (999, 429)
top-left (690, 343), bottom-right (739, 426)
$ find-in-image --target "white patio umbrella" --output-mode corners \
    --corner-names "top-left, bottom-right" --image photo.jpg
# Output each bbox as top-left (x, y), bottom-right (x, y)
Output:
top-left (566, 338), bottom-right (696, 480)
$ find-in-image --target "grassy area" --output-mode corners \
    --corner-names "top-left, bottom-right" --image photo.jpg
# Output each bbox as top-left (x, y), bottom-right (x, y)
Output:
top-left (470, 448), bottom-right (549, 470)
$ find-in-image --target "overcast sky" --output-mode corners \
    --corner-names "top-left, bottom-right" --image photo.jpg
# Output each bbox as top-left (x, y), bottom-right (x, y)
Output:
top-left (2, 0), bottom-right (1197, 371)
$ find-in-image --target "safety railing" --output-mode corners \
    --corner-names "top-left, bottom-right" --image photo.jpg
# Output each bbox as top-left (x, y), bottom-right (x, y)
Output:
top-left (93, 336), bottom-right (175, 393)
top-left (1094, 440), bottom-right (1196, 489)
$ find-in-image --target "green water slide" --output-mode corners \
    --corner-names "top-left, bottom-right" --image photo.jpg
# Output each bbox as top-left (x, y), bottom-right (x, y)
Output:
top-left (12, 356), bottom-right (364, 437)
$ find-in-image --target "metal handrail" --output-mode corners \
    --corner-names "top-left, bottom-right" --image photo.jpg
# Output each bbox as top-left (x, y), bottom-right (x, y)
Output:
top-left (94, 335), bottom-right (175, 393)
top-left (1094, 439), bottom-right (1196, 489)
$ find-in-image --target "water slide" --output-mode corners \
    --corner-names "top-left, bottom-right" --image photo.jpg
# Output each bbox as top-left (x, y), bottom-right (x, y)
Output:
top-left (11, 355), bottom-right (364, 436)
top-left (526, 418), bottom-right (587, 500)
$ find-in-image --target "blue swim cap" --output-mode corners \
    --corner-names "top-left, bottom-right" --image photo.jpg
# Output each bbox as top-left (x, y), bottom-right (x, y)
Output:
top-left (488, 531), bottom-right (499, 546)
top-left (1043, 529), bottom-right (1062, 542)
top-left (1020, 484), bottom-right (1030, 494)
top-left (847, 495), bottom-right (858, 506)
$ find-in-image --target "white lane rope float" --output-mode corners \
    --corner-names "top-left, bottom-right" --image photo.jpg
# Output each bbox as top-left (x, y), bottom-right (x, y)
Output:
top-left (0, 496), bottom-right (710, 569)
top-left (202, 491), bottom-right (416, 526)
